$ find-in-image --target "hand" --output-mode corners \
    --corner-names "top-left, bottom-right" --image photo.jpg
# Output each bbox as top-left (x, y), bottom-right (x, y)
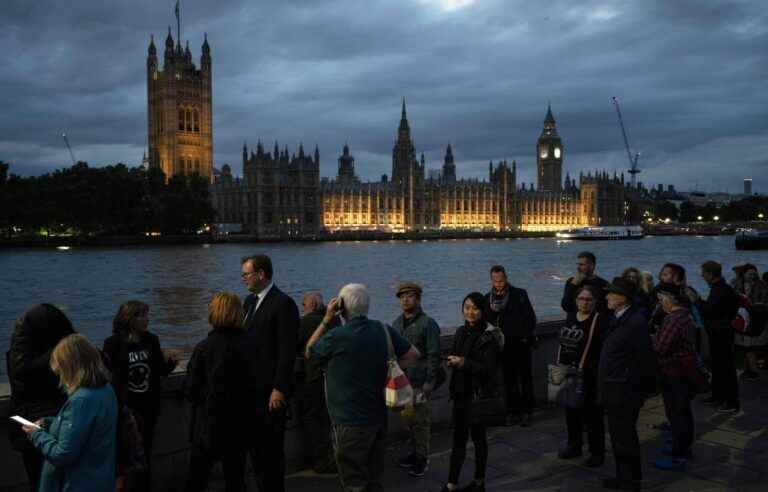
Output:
top-left (22, 419), bottom-right (44, 435)
top-left (165, 349), bottom-right (181, 365)
top-left (446, 355), bottom-right (465, 368)
top-left (269, 389), bottom-right (286, 412)
top-left (422, 382), bottom-right (434, 398)
top-left (570, 273), bottom-right (584, 286)
top-left (323, 298), bottom-right (341, 324)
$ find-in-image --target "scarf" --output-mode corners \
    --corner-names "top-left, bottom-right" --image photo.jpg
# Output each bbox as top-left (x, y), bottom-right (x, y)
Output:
top-left (489, 285), bottom-right (510, 313)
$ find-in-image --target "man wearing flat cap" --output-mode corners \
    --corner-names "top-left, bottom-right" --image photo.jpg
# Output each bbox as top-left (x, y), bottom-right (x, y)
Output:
top-left (598, 277), bottom-right (657, 491)
top-left (391, 282), bottom-right (442, 478)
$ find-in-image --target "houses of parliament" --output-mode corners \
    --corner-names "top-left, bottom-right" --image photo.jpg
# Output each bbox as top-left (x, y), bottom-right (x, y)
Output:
top-left (145, 29), bottom-right (627, 237)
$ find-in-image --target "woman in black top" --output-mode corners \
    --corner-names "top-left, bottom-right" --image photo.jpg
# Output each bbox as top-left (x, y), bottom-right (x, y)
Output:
top-left (557, 285), bottom-right (607, 467)
top-left (184, 292), bottom-right (253, 492)
top-left (440, 292), bottom-right (504, 492)
top-left (103, 301), bottom-right (177, 490)
top-left (7, 304), bottom-right (75, 492)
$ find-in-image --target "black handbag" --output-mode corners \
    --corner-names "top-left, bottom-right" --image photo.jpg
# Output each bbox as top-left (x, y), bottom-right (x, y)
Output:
top-left (469, 391), bottom-right (506, 427)
top-left (557, 313), bottom-right (599, 409)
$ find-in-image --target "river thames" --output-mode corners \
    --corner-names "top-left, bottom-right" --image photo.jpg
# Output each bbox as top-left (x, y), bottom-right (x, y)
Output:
top-left (2, 235), bottom-right (767, 379)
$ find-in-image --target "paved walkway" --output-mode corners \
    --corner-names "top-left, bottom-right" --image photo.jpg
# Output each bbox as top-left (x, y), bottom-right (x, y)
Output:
top-left (221, 378), bottom-right (768, 491)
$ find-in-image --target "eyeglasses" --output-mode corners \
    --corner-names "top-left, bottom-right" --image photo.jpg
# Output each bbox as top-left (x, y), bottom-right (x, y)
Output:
top-left (241, 271), bottom-right (256, 278)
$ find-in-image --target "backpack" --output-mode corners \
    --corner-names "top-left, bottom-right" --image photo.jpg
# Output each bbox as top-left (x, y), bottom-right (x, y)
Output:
top-left (731, 295), bottom-right (768, 337)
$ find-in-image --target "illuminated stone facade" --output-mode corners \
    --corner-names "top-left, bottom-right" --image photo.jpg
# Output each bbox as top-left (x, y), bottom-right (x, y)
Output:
top-left (147, 29), bottom-right (213, 182)
top-left (211, 103), bottom-right (627, 237)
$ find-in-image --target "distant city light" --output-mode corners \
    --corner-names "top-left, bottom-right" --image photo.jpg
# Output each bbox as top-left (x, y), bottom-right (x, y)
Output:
top-left (713, 215), bottom-right (720, 221)
top-left (759, 213), bottom-right (765, 219)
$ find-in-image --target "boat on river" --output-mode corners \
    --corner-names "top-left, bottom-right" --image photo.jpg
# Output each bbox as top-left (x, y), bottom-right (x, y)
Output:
top-left (735, 229), bottom-right (768, 250)
top-left (555, 225), bottom-right (644, 240)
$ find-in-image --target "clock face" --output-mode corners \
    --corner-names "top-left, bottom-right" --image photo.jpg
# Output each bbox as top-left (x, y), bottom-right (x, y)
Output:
top-left (554, 147), bottom-right (561, 159)
top-left (540, 147), bottom-right (548, 159)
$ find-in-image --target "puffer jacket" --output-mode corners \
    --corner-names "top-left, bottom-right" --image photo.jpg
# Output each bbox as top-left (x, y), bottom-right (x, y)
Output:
top-left (7, 304), bottom-right (75, 450)
top-left (448, 323), bottom-right (504, 405)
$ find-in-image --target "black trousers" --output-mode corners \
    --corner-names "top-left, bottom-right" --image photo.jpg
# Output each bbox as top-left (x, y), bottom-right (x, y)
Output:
top-left (134, 409), bottom-right (158, 491)
top-left (565, 397), bottom-right (605, 456)
top-left (186, 444), bottom-right (246, 492)
top-left (294, 378), bottom-right (333, 467)
top-left (448, 403), bottom-right (488, 484)
top-left (708, 330), bottom-right (739, 406)
top-left (248, 408), bottom-right (287, 492)
top-left (502, 339), bottom-right (534, 414)
top-left (606, 404), bottom-right (642, 487)
top-left (662, 376), bottom-right (694, 457)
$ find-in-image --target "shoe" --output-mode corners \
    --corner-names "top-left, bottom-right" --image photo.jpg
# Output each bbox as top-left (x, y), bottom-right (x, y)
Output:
top-left (408, 456), bottom-right (428, 477)
top-left (583, 454), bottom-right (604, 467)
top-left (520, 413), bottom-right (532, 427)
top-left (741, 371), bottom-right (759, 381)
top-left (398, 452), bottom-right (418, 469)
top-left (701, 396), bottom-right (722, 406)
top-left (313, 460), bottom-right (338, 474)
top-left (456, 481), bottom-right (485, 492)
top-left (558, 446), bottom-right (583, 459)
top-left (654, 457), bottom-right (687, 471)
top-left (601, 478), bottom-right (640, 491)
top-left (505, 413), bottom-right (522, 426)
top-left (662, 445), bottom-right (693, 459)
top-left (716, 403), bottom-right (740, 413)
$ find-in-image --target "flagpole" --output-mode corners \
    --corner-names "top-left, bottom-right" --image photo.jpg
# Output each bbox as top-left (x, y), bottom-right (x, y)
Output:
top-left (175, 1), bottom-right (181, 46)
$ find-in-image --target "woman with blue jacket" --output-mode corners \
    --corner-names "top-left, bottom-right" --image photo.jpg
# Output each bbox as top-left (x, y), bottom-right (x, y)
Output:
top-left (22, 334), bottom-right (118, 492)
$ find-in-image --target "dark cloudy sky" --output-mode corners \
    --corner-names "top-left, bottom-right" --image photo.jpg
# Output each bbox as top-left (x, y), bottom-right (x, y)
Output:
top-left (2, 0), bottom-right (766, 192)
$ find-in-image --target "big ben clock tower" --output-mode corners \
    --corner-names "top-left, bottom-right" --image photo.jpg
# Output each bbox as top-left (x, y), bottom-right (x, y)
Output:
top-left (536, 103), bottom-right (563, 192)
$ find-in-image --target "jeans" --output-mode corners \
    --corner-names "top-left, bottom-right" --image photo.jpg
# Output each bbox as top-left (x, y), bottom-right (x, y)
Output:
top-left (448, 403), bottom-right (488, 484)
top-left (333, 423), bottom-right (386, 492)
top-left (400, 400), bottom-right (432, 458)
top-left (662, 375), bottom-right (694, 457)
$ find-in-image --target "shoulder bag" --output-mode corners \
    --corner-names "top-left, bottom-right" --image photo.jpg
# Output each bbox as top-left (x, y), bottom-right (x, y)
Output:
top-left (557, 313), bottom-right (599, 409)
top-left (383, 325), bottom-right (414, 411)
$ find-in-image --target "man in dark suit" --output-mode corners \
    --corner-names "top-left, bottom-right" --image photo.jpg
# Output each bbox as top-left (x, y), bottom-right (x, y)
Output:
top-left (484, 265), bottom-right (537, 427)
top-left (562, 251), bottom-right (608, 317)
top-left (599, 277), bottom-right (657, 491)
top-left (241, 254), bottom-right (300, 492)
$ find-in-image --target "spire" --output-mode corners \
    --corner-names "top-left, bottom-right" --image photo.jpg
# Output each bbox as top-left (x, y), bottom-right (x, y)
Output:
top-left (544, 102), bottom-right (555, 126)
top-left (299, 143), bottom-right (305, 158)
top-left (274, 141), bottom-right (279, 158)
top-left (446, 143), bottom-right (453, 157)
top-left (314, 144), bottom-right (320, 165)
top-left (399, 97), bottom-right (409, 132)
top-left (402, 97), bottom-right (407, 119)
top-left (242, 141), bottom-right (248, 162)
top-left (165, 26), bottom-right (174, 48)
top-left (343, 142), bottom-right (349, 156)
top-left (202, 33), bottom-right (210, 53)
top-left (148, 35), bottom-right (156, 55)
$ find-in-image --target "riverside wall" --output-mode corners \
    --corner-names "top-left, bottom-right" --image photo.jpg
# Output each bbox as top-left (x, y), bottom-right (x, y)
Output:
top-left (0, 319), bottom-right (564, 491)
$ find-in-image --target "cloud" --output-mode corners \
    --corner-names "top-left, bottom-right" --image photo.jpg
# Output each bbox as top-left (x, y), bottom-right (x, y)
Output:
top-left (1, 0), bottom-right (766, 193)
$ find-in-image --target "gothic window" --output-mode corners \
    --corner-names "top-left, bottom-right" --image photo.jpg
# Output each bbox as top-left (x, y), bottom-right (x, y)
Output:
top-left (178, 158), bottom-right (184, 172)
top-left (178, 108), bottom-right (185, 131)
top-left (195, 159), bottom-right (200, 173)
top-left (186, 109), bottom-right (192, 132)
top-left (193, 109), bottom-right (200, 132)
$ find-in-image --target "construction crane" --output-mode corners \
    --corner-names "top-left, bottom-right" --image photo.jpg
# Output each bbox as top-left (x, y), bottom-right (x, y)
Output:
top-left (61, 132), bottom-right (76, 166)
top-left (611, 96), bottom-right (641, 187)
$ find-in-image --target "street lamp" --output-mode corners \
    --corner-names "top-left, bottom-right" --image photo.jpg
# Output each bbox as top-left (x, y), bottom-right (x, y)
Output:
top-left (759, 213), bottom-right (765, 220)
top-left (697, 216), bottom-right (703, 221)
top-left (713, 215), bottom-right (720, 221)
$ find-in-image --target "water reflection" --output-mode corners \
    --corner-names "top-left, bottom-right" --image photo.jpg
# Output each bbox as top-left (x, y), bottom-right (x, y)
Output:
top-left (2, 237), bottom-right (768, 380)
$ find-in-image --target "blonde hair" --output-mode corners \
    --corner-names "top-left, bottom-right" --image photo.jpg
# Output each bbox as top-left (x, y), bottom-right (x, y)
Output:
top-left (50, 334), bottom-right (111, 394)
top-left (208, 292), bottom-right (244, 330)
top-left (640, 271), bottom-right (654, 295)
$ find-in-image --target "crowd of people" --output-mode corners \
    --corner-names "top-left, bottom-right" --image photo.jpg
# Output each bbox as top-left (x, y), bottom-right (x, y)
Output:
top-left (6, 252), bottom-right (766, 492)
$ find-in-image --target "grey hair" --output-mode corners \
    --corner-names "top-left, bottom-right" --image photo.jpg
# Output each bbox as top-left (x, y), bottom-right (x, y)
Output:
top-left (338, 283), bottom-right (370, 319)
top-left (658, 291), bottom-right (682, 307)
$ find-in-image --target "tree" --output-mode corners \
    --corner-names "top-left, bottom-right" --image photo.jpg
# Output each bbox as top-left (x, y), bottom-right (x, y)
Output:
top-left (653, 200), bottom-right (679, 222)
